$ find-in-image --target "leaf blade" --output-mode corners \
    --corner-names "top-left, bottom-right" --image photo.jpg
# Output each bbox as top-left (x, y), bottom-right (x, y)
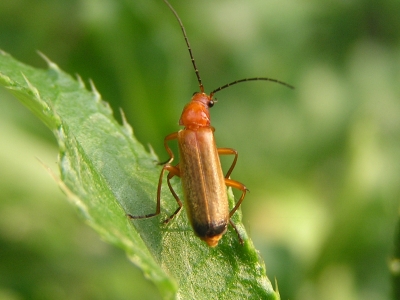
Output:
top-left (0, 50), bottom-right (279, 300)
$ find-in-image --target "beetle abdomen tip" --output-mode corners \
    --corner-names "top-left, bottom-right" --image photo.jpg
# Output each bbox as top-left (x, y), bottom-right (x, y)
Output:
top-left (193, 221), bottom-right (228, 247)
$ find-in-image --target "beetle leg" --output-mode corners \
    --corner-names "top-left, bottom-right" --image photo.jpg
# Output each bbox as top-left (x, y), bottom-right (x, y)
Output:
top-left (229, 220), bottom-right (244, 245)
top-left (163, 164), bottom-right (183, 224)
top-left (128, 164), bottom-right (179, 220)
top-left (158, 132), bottom-right (179, 165)
top-left (217, 148), bottom-right (238, 178)
top-left (224, 178), bottom-right (248, 245)
top-left (225, 178), bottom-right (249, 218)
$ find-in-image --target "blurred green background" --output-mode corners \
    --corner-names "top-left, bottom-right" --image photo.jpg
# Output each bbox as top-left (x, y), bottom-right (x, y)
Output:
top-left (1, 0), bottom-right (400, 299)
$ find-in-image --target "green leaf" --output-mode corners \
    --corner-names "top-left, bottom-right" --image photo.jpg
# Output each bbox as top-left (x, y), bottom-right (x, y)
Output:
top-left (392, 219), bottom-right (400, 299)
top-left (0, 50), bottom-right (279, 300)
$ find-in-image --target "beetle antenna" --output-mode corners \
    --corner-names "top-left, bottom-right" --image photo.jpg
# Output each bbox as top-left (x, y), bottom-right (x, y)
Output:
top-left (163, 0), bottom-right (204, 93)
top-left (210, 77), bottom-right (294, 98)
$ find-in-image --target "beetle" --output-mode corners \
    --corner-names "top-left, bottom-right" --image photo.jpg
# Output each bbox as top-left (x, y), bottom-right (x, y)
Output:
top-left (129, 0), bottom-right (293, 247)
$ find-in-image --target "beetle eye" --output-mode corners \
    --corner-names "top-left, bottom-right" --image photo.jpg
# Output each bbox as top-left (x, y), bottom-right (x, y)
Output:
top-left (208, 100), bottom-right (214, 107)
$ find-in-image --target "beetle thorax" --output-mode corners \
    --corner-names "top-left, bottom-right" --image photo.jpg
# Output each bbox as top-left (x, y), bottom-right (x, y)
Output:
top-left (179, 92), bottom-right (212, 130)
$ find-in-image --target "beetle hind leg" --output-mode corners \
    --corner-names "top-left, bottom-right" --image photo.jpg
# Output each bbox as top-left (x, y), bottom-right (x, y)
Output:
top-left (225, 178), bottom-right (249, 218)
top-left (229, 219), bottom-right (244, 245)
top-left (224, 178), bottom-right (248, 245)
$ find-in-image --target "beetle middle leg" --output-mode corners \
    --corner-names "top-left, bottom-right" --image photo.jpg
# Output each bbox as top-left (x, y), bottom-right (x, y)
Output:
top-left (162, 164), bottom-right (183, 224)
top-left (128, 164), bottom-right (181, 222)
top-left (218, 148), bottom-right (248, 216)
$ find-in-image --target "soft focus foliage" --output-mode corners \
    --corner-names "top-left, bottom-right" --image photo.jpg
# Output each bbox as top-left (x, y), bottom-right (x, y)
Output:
top-left (1, 0), bottom-right (399, 299)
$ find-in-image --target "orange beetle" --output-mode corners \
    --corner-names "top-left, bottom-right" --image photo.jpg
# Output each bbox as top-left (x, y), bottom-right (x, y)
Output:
top-left (129, 0), bottom-right (293, 247)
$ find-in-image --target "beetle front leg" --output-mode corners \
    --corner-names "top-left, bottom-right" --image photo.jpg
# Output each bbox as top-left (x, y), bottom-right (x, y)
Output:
top-left (217, 148), bottom-right (238, 179)
top-left (158, 132), bottom-right (179, 165)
